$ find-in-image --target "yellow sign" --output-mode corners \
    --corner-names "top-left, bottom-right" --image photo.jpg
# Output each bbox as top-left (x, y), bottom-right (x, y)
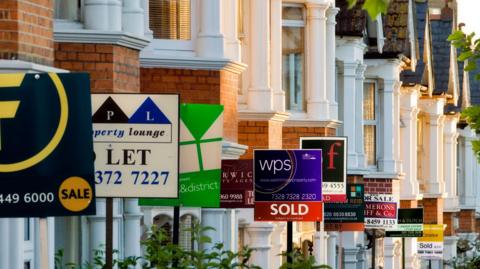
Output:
top-left (0, 73), bottom-right (69, 172)
top-left (58, 177), bottom-right (93, 212)
top-left (418, 224), bottom-right (444, 242)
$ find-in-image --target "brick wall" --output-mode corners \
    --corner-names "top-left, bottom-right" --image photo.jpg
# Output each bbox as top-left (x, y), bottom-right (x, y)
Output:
top-left (363, 178), bottom-right (393, 194)
top-left (238, 119), bottom-right (283, 159)
top-left (420, 198), bottom-right (443, 224)
top-left (443, 212), bottom-right (456, 236)
top-left (55, 43), bottom-right (140, 93)
top-left (0, 0), bottom-right (54, 65)
top-left (458, 209), bottom-right (476, 233)
top-left (140, 68), bottom-right (239, 142)
top-left (347, 175), bottom-right (364, 184)
top-left (400, 200), bottom-right (418, 208)
top-left (282, 126), bottom-right (336, 149)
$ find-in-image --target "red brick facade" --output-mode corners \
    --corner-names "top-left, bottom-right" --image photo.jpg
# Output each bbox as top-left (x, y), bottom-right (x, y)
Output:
top-left (458, 209), bottom-right (476, 233)
top-left (400, 200), bottom-right (418, 209)
top-left (141, 68), bottom-right (240, 142)
top-left (443, 212), bottom-right (456, 236)
top-left (55, 43), bottom-right (140, 93)
top-left (282, 126), bottom-right (336, 149)
top-left (420, 198), bottom-right (444, 224)
top-left (238, 119), bottom-right (283, 159)
top-left (363, 178), bottom-right (393, 194)
top-left (0, 0), bottom-right (54, 65)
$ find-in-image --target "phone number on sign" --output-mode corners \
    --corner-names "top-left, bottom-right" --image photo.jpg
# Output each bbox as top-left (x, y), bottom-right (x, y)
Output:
top-left (271, 193), bottom-right (317, 200)
top-left (0, 192), bottom-right (55, 204)
top-left (95, 170), bottom-right (170, 185)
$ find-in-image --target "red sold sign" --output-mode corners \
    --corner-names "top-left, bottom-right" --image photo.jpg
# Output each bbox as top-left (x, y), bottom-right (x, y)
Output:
top-left (254, 202), bottom-right (323, 221)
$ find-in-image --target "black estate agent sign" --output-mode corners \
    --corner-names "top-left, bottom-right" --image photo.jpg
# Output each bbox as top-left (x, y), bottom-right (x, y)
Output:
top-left (386, 208), bottom-right (423, 237)
top-left (324, 184), bottom-right (365, 231)
top-left (300, 137), bottom-right (347, 202)
top-left (0, 73), bottom-right (96, 217)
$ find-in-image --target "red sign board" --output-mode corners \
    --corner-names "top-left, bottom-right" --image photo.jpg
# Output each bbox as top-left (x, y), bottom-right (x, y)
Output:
top-left (325, 222), bottom-right (365, 231)
top-left (254, 201), bottom-right (323, 222)
top-left (220, 160), bottom-right (254, 208)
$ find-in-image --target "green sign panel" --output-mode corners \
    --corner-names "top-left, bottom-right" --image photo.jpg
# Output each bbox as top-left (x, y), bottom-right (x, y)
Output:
top-left (0, 73), bottom-right (95, 217)
top-left (139, 104), bottom-right (223, 207)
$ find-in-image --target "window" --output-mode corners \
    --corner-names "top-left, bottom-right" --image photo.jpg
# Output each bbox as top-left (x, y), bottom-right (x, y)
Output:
top-left (54, 0), bottom-right (81, 21)
top-left (282, 5), bottom-right (305, 111)
top-left (149, 0), bottom-right (191, 40)
top-left (363, 81), bottom-right (378, 167)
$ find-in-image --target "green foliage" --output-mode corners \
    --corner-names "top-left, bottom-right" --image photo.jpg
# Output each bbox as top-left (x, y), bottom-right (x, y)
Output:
top-left (279, 250), bottom-right (332, 269)
top-left (449, 30), bottom-right (480, 72)
top-left (347, 0), bottom-right (390, 19)
top-left (461, 106), bottom-right (480, 162)
top-left (445, 238), bottom-right (480, 269)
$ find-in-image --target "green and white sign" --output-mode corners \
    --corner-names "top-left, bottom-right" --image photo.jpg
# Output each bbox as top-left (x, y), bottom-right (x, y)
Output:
top-left (139, 104), bottom-right (224, 207)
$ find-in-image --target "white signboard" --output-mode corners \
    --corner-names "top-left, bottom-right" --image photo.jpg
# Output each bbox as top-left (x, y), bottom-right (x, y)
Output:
top-left (417, 242), bottom-right (443, 260)
top-left (364, 193), bottom-right (398, 229)
top-left (92, 94), bottom-right (179, 198)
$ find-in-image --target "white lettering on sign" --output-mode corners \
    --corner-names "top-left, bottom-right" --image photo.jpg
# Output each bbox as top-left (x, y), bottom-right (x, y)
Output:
top-left (270, 203), bottom-right (309, 216)
top-left (258, 159), bottom-right (291, 174)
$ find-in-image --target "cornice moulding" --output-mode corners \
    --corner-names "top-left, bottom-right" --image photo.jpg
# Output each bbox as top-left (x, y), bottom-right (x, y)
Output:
top-left (54, 30), bottom-right (150, 51)
top-left (140, 56), bottom-right (247, 74)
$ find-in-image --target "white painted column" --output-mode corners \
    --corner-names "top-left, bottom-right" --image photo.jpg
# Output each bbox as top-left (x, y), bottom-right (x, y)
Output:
top-left (201, 209), bottom-right (226, 250)
top-left (394, 81), bottom-right (402, 173)
top-left (326, 7), bottom-right (339, 120)
top-left (247, 0), bottom-right (272, 111)
top-left (271, 0), bottom-right (285, 112)
top-left (122, 0), bottom-right (144, 36)
top-left (9, 219), bottom-right (23, 269)
top-left (0, 219), bottom-right (10, 268)
top-left (444, 236), bottom-right (459, 267)
top-left (84, 0), bottom-right (110, 30)
top-left (270, 223), bottom-right (286, 269)
top-left (245, 223), bottom-right (274, 269)
top-left (88, 199), bottom-right (106, 261)
top-left (313, 231), bottom-right (323, 264)
top-left (426, 107), bottom-right (445, 195)
top-left (384, 237), bottom-right (401, 269)
top-left (443, 115), bottom-right (459, 210)
top-left (341, 232), bottom-right (360, 269)
top-left (85, 0), bottom-right (122, 31)
top-left (355, 64), bottom-right (366, 169)
top-left (461, 130), bottom-right (476, 207)
top-left (197, 0), bottom-right (225, 58)
top-left (124, 198), bottom-right (142, 267)
top-left (223, 209), bottom-right (239, 252)
top-left (404, 238), bottom-right (419, 269)
top-left (400, 89), bottom-right (420, 199)
top-left (305, 2), bottom-right (329, 120)
top-left (327, 232), bottom-right (338, 268)
top-left (48, 217), bottom-right (55, 269)
top-left (341, 62), bottom-right (358, 169)
top-left (108, 0), bottom-right (123, 31)
top-left (378, 79), bottom-right (399, 173)
top-left (141, 0), bottom-right (154, 39)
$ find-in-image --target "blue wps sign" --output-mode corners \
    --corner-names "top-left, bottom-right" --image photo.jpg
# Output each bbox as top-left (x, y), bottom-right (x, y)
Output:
top-left (0, 73), bottom-right (96, 217)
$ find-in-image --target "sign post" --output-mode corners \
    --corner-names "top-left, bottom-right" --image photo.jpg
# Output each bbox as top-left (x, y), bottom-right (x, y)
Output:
top-left (92, 93), bottom-right (180, 266)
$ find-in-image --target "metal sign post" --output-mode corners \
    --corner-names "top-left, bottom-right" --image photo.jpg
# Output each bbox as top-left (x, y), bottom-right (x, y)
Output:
top-left (287, 221), bottom-right (293, 264)
top-left (105, 198), bottom-right (113, 269)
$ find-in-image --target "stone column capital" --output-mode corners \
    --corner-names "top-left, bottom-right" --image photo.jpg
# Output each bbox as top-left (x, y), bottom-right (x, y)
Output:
top-left (326, 7), bottom-right (339, 24)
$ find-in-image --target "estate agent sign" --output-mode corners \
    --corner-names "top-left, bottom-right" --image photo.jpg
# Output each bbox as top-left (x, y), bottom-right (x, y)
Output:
top-left (386, 208), bottom-right (423, 237)
top-left (140, 104), bottom-right (224, 207)
top-left (324, 184), bottom-right (365, 231)
top-left (300, 137), bottom-right (347, 202)
top-left (220, 160), bottom-right (254, 208)
top-left (92, 94), bottom-right (179, 198)
top-left (417, 224), bottom-right (444, 260)
top-left (0, 73), bottom-right (96, 217)
top-left (254, 150), bottom-right (322, 221)
top-left (364, 193), bottom-right (398, 229)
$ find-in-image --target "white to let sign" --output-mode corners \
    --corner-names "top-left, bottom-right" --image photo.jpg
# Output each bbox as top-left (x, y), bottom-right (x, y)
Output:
top-left (92, 94), bottom-right (179, 198)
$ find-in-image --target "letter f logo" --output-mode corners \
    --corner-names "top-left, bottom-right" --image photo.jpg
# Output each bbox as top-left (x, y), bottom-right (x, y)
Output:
top-left (0, 74), bottom-right (24, 151)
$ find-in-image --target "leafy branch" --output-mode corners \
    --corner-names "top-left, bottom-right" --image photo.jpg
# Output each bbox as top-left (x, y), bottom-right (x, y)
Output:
top-left (347, 0), bottom-right (390, 19)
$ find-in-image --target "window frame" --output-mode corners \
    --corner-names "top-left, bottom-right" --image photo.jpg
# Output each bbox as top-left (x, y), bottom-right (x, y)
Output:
top-left (150, 0), bottom-right (197, 53)
top-left (363, 79), bottom-right (380, 169)
top-left (23, 218), bottom-right (34, 266)
top-left (282, 3), bottom-right (306, 112)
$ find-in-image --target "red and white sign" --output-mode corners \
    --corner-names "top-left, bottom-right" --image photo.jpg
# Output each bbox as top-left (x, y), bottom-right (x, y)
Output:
top-left (254, 201), bottom-right (323, 221)
top-left (365, 193), bottom-right (398, 229)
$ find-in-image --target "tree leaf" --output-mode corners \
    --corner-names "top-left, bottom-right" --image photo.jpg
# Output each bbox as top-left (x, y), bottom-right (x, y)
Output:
top-left (363, 0), bottom-right (388, 20)
top-left (459, 51), bottom-right (474, 61)
top-left (448, 30), bottom-right (466, 41)
top-left (347, 0), bottom-right (357, 8)
top-left (465, 60), bottom-right (477, 71)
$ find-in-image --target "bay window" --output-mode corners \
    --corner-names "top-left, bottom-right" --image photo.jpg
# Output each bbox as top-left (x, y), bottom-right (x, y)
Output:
top-left (149, 0), bottom-right (191, 40)
top-left (363, 81), bottom-right (378, 167)
top-left (282, 4), bottom-right (305, 111)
